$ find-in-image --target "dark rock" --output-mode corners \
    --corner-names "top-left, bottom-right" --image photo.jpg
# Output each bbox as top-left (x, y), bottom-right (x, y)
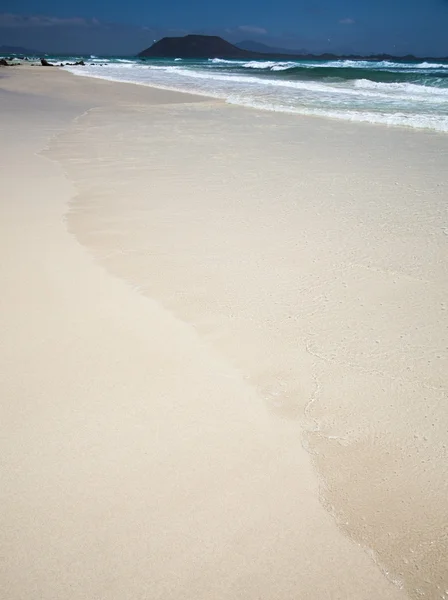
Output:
top-left (0, 58), bottom-right (9, 66)
top-left (40, 58), bottom-right (54, 67)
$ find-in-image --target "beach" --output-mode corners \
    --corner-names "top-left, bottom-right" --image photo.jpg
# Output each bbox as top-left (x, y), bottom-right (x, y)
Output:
top-left (1, 65), bottom-right (447, 599)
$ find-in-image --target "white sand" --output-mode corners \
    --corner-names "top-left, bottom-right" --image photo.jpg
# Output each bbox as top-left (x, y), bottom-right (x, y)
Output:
top-left (1, 66), bottom-right (447, 599)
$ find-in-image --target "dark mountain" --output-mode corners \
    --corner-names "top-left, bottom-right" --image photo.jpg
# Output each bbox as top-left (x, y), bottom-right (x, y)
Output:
top-left (138, 35), bottom-right (448, 63)
top-left (0, 45), bottom-right (42, 55)
top-left (139, 34), bottom-right (256, 59)
top-left (236, 40), bottom-right (307, 55)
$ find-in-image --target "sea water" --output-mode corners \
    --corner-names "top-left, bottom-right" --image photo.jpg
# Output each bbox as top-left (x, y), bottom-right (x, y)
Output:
top-left (58, 55), bottom-right (448, 132)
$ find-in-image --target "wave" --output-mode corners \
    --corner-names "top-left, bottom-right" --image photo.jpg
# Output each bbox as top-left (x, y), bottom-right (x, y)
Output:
top-left (209, 58), bottom-right (244, 64)
top-left (205, 59), bottom-right (448, 83)
top-left (415, 61), bottom-right (448, 69)
top-left (224, 59), bottom-right (448, 73)
top-left (313, 59), bottom-right (429, 69)
top-left (89, 57), bottom-right (114, 64)
top-left (151, 66), bottom-right (448, 102)
top-left (354, 78), bottom-right (448, 96)
top-left (255, 65), bottom-right (448, 84)
top-left (325, 60), bottom-right (448, 73)
top-left (309, 59), bottom-right (448, 71)
top-left (241, 60), bottom-right (298, 70)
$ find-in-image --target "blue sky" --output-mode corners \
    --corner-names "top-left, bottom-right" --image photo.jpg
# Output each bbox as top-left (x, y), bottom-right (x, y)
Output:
top-left (1, 0), bottom-right (448, 55)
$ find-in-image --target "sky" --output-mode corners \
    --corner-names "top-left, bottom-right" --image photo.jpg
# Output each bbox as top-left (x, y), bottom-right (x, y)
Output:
top-left (1, 0), bottom-right (448, 56)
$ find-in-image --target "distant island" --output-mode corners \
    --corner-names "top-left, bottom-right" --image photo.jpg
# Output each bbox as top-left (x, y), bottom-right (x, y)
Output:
top-left (138, 34), bottom-right (448, 62)
top-left (139, 35), bottom-right (255, 59)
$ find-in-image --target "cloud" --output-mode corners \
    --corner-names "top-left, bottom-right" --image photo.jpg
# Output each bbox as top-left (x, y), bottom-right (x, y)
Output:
top-left (339, 18), bottom-right (355, 25)
top-left (237, 25), bottom-right (267, 35)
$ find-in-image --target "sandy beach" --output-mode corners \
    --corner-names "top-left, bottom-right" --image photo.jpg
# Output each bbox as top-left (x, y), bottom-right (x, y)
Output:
top-left (1, 65), bottom-right (447, 599)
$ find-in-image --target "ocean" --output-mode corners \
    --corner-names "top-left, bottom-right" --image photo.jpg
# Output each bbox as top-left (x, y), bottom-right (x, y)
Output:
top-left (56, 55), bottom-right (448, 132)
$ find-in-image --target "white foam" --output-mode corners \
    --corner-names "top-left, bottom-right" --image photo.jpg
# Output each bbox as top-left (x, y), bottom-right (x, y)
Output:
top-left (325, 60), bottom-right (376, 68)
top-left (355, 79), bottom-right (448, 99)
top-left (242, 60), bottom-right (277, 69)
top-left (415, 62), bottom-right (448, 69)
top-left (314, 59), bottom-right (448, 72)
top-left (89, 58), bottom-right (114, 64)
top-left (314, 60), bottom-right (405, 69)
top-left (241, 60), bottom-right (298, 71)
top-left (209, 58), bottom-right (244, 64)
top-left (199, 57), bottom-right (448, 74)
top-left (271, 63), bottom-right (298, 71)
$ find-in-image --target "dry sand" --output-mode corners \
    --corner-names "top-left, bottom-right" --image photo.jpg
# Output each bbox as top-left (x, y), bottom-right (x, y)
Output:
top-left (1, 66), bottom-right (447, 599)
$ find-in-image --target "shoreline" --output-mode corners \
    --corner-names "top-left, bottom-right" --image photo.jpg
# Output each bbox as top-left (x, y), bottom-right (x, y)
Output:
top-left (65, 65), bottom-right (448, 134)
top-left (60, 59), bottom-right (448, 134)
top-left (5, 61), bottom-right (448, 135)
top-left (1, 66), bottom-right (447, 599)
